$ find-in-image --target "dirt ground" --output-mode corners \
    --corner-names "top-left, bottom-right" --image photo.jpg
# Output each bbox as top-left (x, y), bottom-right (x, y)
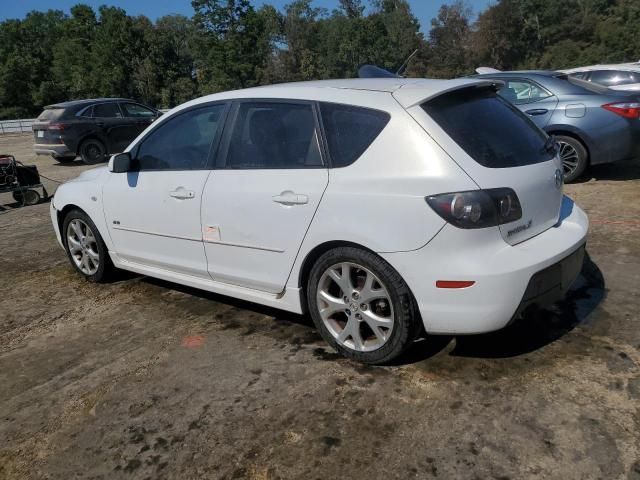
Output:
top-left (1, 133), bottom-right (639, 480)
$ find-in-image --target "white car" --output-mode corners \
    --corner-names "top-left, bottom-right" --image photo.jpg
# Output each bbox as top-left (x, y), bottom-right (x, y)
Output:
top-left (561, 62), bottom-right (640, 91)
top-left (50, 78), bottom-right (588, 364)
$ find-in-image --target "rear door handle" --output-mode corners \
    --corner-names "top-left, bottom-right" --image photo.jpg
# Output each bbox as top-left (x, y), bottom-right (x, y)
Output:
top-left (169, 187), bottom-right (195, 199)
top-left (272, 190), bottom-right (309, 206)
top-left (525, 108), bottom-right (548, 116)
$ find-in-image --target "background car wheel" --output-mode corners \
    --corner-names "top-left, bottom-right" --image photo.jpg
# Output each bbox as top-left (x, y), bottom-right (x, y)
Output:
top-left (54, 156), bottom-right (76, 163)
top-left (62, 209), bottom-right (113, 282)
top-left (79, 139), bottom-right (106, 165)
top-left (556, 135), bottom-right (588, 183)
top-left (12, 189), bottom-right (40, 206)
top-left (307, 247), bottom-right (421, 364)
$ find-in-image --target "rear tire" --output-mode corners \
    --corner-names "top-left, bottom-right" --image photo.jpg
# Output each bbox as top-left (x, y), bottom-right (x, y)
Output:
top-left (307, 247), bottom-right (421, 364)
top-left (556, 135), bottom-right (588, 183)
top-left (79, 139), bottom-right (106, 165)
top-left (62, 209), bottom-right (114, 282)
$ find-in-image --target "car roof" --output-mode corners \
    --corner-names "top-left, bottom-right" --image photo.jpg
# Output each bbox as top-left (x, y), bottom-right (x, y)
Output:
top-left (176, 78), bottom-right (501, 111)
top-left (45, 98), bottom-right (132, 109)
top-left (474, 70), bottom-right (561, 79)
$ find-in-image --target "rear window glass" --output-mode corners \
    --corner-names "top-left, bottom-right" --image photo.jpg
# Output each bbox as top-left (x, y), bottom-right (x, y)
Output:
top-left (93, 103), bottom-right (122, 118)
top-left (37, 108), bottom-right (64, 121)
top-left (422, 87), bottom-right (554, 168)
top-left (320, 103), bottom-right (390, 167)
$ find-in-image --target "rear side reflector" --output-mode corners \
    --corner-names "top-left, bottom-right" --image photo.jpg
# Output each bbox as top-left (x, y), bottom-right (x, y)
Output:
top-left (602, 102), bottom-right (640, 119)
top-left (436, 280), bottom-right (476, 289)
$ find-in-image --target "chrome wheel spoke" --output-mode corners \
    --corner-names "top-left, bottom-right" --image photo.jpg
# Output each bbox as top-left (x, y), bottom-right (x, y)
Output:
top-left (328, 263), bottom-right (354, 293)
top-left (359, 273), bottom-right (386, 303)
top-left (317, 290), bottom-right (346, 319)
top-left (67, 236), bottom-right (82, 253)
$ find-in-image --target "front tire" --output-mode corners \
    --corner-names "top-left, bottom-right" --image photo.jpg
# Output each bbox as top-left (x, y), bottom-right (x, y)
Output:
top-left (79, 139), bottom-right (106, 165)
top-left (307, 247), bottom-right (420, 364)
top-left (62, 209), bottom-right (113, 282)
top-left (556, 135), bottom-right (588, 183)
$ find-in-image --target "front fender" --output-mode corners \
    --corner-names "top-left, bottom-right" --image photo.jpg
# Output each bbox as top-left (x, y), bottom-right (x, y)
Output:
top-left (52, 170), bottom-right (113, 251)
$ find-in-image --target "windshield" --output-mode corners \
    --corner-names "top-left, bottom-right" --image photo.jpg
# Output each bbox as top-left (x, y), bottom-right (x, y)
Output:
top-left (422, 87), bottom-right (554, 168)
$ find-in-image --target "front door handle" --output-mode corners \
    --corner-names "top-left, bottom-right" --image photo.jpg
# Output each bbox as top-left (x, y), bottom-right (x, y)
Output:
top-left (169, 187), bottom-right (195, 199)
top-left (525, 108), bottom-right (548, 116)
top-left (272, 190), bottom-right (309, 206)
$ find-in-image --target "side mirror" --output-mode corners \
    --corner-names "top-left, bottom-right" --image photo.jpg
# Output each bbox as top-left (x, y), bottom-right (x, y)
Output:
top-left (108, 152), bottom-right (131, 173)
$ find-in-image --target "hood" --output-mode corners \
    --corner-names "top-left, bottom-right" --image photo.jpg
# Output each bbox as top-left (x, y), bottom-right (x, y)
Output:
top-left (66, 166), bottom-right (108, 184)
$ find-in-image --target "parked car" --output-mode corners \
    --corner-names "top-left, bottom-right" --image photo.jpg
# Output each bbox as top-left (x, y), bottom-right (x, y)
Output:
top-left (560, 62), bottom-right (640, 91)
top-left (473, 70), bottom-right (640, 182)
top-left (32, 98), bottom-right (160, 165)
top-left (50, 78), bottom-right (588, 364)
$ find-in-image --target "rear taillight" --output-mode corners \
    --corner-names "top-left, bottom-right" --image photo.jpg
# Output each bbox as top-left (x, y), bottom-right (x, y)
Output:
top-left (426, 188), bottom-right (522, 229)
top-left (48, 123), bottom-right (68, 131)
top-left (602, 102), bottom-right (640, 119)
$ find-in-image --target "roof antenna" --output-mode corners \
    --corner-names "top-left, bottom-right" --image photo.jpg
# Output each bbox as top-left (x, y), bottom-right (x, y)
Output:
top-left (396, 49), bottom-right (418, 76)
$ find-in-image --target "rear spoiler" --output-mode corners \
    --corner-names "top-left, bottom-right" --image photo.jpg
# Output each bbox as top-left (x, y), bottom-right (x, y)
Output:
top-left (475, 67), bottom-right (502, 74)
top-left (393, 79), bottom-right (505, 109)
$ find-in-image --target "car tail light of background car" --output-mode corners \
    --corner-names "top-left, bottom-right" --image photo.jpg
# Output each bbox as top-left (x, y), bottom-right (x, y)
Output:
top-left (602, 102), bottom-right (640, 119)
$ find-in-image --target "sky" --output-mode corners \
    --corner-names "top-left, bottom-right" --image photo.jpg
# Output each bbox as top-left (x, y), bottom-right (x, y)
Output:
top-left (0, 0), bottom-right (494, 32)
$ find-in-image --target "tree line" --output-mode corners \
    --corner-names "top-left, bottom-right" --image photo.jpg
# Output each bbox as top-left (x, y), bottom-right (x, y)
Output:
top-left (0, 0), bottom-right (638, 119)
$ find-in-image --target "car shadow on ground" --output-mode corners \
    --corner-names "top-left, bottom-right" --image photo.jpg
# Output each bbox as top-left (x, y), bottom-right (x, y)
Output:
top-left (576, 160), bottom-right (640, 182)
top-left (134, 252), bottom-right (605, 367)
top-left (394, 252), bottom-right (606, 365)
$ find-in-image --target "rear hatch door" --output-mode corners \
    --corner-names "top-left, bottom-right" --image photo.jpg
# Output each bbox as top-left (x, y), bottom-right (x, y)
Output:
top-left (32, 107), bottom-right (66, 144)
top-left (399, 83), bottom-right (563, 245)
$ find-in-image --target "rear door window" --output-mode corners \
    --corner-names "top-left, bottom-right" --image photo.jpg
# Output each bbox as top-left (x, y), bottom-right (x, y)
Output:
top-left (320, 103), bottom-right (390, 167)
top-left (423, 87), bottom-right (554, 168)
top-left (497, 80), bottom-right (552, 105)
top-left (93, 103), bottom-right (122, 118)
top-left (225, 102), bottom-right (322, 169)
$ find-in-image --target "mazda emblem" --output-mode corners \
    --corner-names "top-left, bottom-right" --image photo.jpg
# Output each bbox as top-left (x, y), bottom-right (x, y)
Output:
top-left (554, 169), bottom-right (563, 189)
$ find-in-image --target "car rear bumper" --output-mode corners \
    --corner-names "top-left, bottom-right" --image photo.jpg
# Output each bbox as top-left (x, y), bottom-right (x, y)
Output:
top-left (34, 144), bottom-right (74, 158)
top-left (380, 195), bottom-right (588, 335)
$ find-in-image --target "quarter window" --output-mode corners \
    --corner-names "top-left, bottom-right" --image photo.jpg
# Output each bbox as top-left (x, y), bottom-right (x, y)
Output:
top-left (225, 102), bottom-right (322, 169)
top-left (121, 103), bottom-right (156, 118)
top-left (92, 103), bottom-right (122, 118)
top-left (319, 103), bottom-right (390, 167)
top-left (134, 104), bottom-right (225, 171)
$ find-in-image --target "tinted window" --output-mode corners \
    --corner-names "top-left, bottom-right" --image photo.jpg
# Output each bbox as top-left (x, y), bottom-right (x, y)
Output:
top-left (93, 103), bottom-right (122, 118)
top-left (37, 108), bottom-right (64, 121)
top-left (134, 104), bottom-right (225, 171)
top-left (226, 102), bottom-right (322, 169)
top-left (423, 87), bottom-right (553, 168)
top-left (589, 69), bottom-right (639, 86)
top-left (569, 72), bottom-right (588, 80)
top-left (121, 103), bottom-right (156, 118)
top-left (320, 103), bottom-right (390, 167)
top-left (498, 80), bottom-right (551, 105)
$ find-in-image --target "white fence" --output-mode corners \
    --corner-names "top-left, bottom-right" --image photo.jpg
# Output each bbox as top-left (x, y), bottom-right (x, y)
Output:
top-left (0, 118), bottom-right (35, 135)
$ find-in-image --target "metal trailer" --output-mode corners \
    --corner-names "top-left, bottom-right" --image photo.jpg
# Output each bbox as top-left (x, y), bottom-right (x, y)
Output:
top-left (0, 155), bottom-right (48, 206)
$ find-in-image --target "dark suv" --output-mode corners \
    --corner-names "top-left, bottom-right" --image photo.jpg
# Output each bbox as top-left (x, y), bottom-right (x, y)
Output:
top-left (32, 98), bottom-right (160, 164)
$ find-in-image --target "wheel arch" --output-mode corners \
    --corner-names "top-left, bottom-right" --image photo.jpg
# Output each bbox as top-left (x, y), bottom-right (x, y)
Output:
top-left (545, 128), bottom-right (591, 165)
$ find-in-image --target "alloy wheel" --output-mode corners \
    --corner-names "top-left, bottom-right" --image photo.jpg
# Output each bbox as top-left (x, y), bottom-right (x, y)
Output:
top-left (66, 219), bottom-right (100, 275)
top-left (316, 262), bottom-right (394, 352)
top-left (558, 140), bottom-right (579, 177)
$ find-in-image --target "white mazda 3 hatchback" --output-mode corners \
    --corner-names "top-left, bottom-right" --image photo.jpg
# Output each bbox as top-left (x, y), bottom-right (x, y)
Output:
top-left (50, 78), bottom-right (588, 364)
